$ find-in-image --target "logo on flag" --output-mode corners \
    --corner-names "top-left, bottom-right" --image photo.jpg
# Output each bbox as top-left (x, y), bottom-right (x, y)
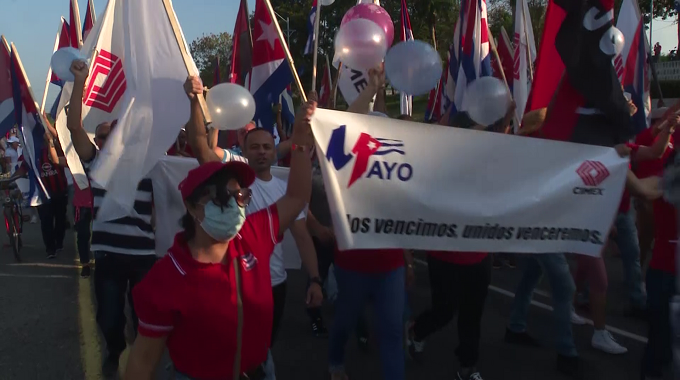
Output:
top-left (84, 50), bottom-right (126, 112)
top-left (326, 125), bottom-right (411, 188)
top-left (241, 252), bottom-right (258, 271)
top-left (576, 161), bottom-right (610, 187)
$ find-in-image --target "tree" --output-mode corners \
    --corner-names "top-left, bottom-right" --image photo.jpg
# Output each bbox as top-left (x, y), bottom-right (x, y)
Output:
top-left (189, 32), bottom-right (232, 86)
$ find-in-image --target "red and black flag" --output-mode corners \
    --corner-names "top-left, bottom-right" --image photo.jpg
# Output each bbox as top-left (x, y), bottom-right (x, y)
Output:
top-left (229, 0), bottom-right (253, 86)
top-left (535, 0), bottom-right (632, 146)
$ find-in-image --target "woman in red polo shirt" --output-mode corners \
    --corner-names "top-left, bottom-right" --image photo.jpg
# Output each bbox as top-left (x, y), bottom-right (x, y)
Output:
top-left (124, 81), bottom-right (316, 380)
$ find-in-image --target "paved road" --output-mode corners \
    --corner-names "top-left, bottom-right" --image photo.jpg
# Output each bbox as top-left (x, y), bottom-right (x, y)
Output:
top-left (0, 220), bottom-right (673, 379)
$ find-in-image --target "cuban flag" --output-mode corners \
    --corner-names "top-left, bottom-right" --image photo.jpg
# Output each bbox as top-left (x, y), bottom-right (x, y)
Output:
top-left (304, 0), bottom-right (318, 55)
top-left (400, 0), bottom-right (414, 116)
top-left (0, 38), bottom-right (15, 136)
top-left (83, 0), bottom-right (96, 42)
top-left (618, 0), bottom-right (651, 134)
top-left (445, 0), bottom-right (492, 125)
top-left (279, 85), bottom-right (295, 138)
top-left (247, 0), bottom-right (294, 133)
top-left (69, 0), bottom-right (82, 48)
top-left (47, 18), bottom-right (73, 119)
top-left (9, 45), bottom-right (48, 205)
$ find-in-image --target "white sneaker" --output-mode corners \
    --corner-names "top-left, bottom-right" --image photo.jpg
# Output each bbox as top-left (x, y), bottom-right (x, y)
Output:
top-left (30, 215), bottom-right (38, 224)
top-left (591, 330), bottom-right (627, 354)
top-left (570, 310), bottom-right (587, 325)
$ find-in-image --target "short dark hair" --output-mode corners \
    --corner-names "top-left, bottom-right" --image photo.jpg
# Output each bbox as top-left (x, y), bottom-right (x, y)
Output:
top-left (180, 169), bottom-right (236, 241)
top-left (242, 128), bottom-right (275, 149)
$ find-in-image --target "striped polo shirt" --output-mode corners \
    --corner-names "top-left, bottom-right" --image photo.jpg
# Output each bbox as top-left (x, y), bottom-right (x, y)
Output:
top-left (85, 151), bottom-right (155, 256)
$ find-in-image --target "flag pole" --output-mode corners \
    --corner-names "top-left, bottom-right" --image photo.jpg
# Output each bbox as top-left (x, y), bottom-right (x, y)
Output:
top-left (8, 41), bottom-right (51, 197)
top-left (263, 0), bottom-right (308, 102)
top-left (41, 18), bottom-right (65, 114)
top-left (311, 1), bottom-right (322, 92)
top-left (520, 2), bottom-right (534, 82)
top-left (331, 60), bottom-right (341, 109)
top-left (487, 25), bottom-right (520, 128)
top-left (71, 0), bottom-right (84, 48)
top-left (160, 0), bottom-right (212, 124)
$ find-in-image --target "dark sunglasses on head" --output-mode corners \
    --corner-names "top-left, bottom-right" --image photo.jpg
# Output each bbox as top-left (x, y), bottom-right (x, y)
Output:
top-left (210, 187), bottom-right (252, 208)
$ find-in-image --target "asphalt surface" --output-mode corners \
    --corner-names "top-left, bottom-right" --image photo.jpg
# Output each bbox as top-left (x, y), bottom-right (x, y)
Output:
top-left (0, 218), bottom-right (674, 380)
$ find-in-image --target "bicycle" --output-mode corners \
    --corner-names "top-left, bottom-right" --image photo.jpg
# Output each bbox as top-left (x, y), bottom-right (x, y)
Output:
top-left (1, 177), bottom-right (24, 262)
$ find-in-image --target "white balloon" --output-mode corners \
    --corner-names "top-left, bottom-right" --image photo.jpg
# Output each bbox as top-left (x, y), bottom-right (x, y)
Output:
top-left (334, 18), bottom-right (387, 72)
top-left (50, 47), bottom-right (87, 82)
top-left (206, 83), bottom-right (256, 131)
top-left (385, 40), bottom-right (442, 96)
top-left (321, 0), bottom-right (335, 5)
top-left (461, 77), bottom-right (511, 127)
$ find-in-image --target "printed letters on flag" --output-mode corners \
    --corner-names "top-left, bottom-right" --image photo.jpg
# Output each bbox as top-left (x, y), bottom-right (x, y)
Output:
top-left (539, 0), bottom-right (633, 146)
top-left (312, 109), bottom-right (627, 256)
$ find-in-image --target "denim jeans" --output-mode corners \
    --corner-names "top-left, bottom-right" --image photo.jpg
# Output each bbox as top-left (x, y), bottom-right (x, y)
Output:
top-left (508, 254), bottom-right (577, 357)
top-left (613, 209), bottom-right (647, 308)
top-left (74, 206), bottom-right (92, 265)
top-left (642, 268), bottom-right (676, 378)
top-left (93, 251), bottom-right (156, 355)
top-left (329, 266), bottom-right (405, 380)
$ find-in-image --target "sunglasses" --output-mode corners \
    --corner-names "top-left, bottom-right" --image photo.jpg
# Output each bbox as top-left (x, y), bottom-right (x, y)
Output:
top-left (209, 187), bottom-right (252, 208)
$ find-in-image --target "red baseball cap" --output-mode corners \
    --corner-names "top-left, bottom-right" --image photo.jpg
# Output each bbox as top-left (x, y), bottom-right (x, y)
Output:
top-left (178, 161), bottom-right (255, 200)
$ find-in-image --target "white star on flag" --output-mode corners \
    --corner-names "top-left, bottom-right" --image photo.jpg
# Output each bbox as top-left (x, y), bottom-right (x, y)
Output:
top-left (367, 141), bottom-right (377, 150)
top-left (257, 19), bottom-right (279, 50)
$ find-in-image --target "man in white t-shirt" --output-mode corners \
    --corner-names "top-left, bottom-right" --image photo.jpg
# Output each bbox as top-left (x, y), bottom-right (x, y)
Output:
top-left (3, 136), bottom-right (20, 175)
top-left (235, 127), bottom-right (322, 379)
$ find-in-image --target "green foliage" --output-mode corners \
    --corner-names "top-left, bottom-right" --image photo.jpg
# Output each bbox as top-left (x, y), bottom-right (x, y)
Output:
top-left (189, 32), bottom-right (232, 86)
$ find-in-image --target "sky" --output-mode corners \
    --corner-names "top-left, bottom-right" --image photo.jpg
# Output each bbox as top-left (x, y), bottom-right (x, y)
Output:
top-left (2, 0), bottom-right (256, 110)
top-left (1, 0), bottom-right (679, 110)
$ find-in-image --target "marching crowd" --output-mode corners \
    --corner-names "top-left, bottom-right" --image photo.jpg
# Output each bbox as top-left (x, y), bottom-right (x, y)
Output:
top-left (1, 59), bottom-right (679, 380)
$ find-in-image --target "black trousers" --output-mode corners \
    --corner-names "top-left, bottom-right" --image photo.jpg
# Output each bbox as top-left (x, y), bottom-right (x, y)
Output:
top-left (271, 281), bottom-right (287, 347)
top-left (37, 193), bottom-right (68, 253)
top-left (74, 206), bottom-right (93, 264)
top-left (412, 255), bottom-right (492, 368)
top-left (93, 251), bottom-right (157, 356)
top-left (307, 237), bottom-right (335, 321)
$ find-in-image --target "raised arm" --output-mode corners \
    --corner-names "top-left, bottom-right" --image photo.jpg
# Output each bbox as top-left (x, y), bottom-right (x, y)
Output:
top-left (68, 61), bottom-right (97, 162)
top-left (347, 66), bottom-right (384, 115)
top-left (184, 76), bottom-right (221, 164)
top-left (634, 116), bottom-right (676, 162)
top-left (275, 99), bottom-right (316, 235)
top-left (43, 116), bottom-right (68, 167)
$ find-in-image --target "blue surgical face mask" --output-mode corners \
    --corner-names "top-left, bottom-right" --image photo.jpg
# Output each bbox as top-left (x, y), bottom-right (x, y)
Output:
top-left (199, 197), bottom-right (246, 242)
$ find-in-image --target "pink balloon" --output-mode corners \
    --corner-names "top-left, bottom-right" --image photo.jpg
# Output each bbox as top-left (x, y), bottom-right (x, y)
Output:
top-left (341, 4), bottom-right (394, 48)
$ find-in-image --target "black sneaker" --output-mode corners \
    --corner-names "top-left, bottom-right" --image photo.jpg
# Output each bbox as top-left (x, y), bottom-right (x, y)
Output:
top-left (506, 255), bottom-right (517, 268)
top-left (80, 265), bottom-right (91, 278)
top-left (357, 335), bottom-right (370, 352)
top-left (456, 368), bottom-right (484, 380)
top-left (556, 354), bottom-right (584, 379)
top-left (407, 336), bottom-right (425, 362)
top-left (101, 353), bottom-right (120, 378)
top-left (504, 328), bottom-right (540, 347)
top-left (492, 255), bottom-right (503, 269)
top-left (311, 318), bottom-right (328, 338)
top-left (47, 251), bottom-right (56, 259)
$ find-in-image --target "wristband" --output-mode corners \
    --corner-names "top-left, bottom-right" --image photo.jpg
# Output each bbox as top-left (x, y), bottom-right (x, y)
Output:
top-left (310, 277), bottom-right (323, 287)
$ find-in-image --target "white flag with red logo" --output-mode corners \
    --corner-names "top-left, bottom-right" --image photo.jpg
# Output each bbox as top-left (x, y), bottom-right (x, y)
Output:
top-left (512, 0), bottom-right (536, 126)
top-left (55, 0), bottom-right (198, 221)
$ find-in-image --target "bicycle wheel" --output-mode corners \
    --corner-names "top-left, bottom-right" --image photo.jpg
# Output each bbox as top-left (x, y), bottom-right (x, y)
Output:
top-left (5, 210), bottom-right (21, 263)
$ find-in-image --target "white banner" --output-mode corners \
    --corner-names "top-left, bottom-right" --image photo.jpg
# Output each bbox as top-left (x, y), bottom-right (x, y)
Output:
top-left (148, 156), bottom-right (301, 269)
top-left (311, 109), bottom-right (629, 257)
